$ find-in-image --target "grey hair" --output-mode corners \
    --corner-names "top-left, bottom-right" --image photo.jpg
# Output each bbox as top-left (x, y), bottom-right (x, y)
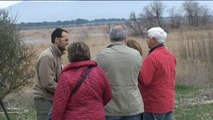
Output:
top-left (109, 24), bottom-right (128, 41)
top-left (147, 27), bottom-right (167, 43)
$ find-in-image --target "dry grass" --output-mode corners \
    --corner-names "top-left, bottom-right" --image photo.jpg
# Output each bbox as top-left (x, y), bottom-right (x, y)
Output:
top-left (20, 25), bottom-right (213, 87)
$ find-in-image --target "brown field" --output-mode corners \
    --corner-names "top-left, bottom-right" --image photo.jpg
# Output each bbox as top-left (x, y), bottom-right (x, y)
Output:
top-left (20, 25), bottom-right (213, 87)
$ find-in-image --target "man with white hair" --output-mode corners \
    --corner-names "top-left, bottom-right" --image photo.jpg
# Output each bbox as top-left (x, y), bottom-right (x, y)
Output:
top-left (139, 27), bottom-right (176, 120)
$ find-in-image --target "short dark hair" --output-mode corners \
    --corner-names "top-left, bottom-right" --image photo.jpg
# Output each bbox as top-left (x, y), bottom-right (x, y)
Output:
top-left (67, 42), bottom-right (91, 62)
top-left (51, 28), bottom-right (68, 43)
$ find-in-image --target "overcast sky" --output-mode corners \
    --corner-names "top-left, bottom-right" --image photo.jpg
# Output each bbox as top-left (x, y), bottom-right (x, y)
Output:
top-left (0, 1), bottom-right (21, 8)
top-left (1, 1), bottom-right (213, 23)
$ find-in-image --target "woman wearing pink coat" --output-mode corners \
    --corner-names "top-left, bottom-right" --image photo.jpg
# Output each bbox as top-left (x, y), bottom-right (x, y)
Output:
top-left (52, 42), bottom-right (112, 120)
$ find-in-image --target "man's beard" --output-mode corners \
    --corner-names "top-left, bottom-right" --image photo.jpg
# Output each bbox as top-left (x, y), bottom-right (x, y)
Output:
top-left (58, 46), bottom-right (66, 54)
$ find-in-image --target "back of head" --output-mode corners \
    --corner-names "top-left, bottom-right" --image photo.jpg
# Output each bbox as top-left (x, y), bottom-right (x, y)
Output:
top-left (147, 27), bottom-right (167, 44)
top-left (67, 42), bottom-right (90, 62)
top-left (51, 28), bottom-right (68, 43)
top-left (126, 39), bottom-right (143, 56)
top-left (109, 24), bottom-right (128, 42)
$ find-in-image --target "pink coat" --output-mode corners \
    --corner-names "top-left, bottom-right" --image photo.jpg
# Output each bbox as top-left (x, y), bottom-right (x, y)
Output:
top-left (52, 60), bottom-right (112, 120)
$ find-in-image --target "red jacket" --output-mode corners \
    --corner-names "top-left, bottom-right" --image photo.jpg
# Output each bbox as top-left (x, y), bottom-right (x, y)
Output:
top-left (139, 46), bottom-right (176, 113)
top-left (52, 61), bottom-right (112, 120)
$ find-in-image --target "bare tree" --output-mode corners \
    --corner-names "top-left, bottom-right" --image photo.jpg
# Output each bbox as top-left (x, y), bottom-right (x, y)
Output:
top-left (199, 5), bottom-right (211, 28)
top-left (183, 1), bottom-right (193, 26)
top-left (138, 1), bottom-right (165, 29)
top-left (182, 0), bottom-right (211, 28)
top-left (127, 12), bottom-right (144, 37)
top-left (168, 7), bottom-right (183, 29)
top-left (139, 6), bottom-right (156, 29)
top-left (151, 1), bottom-right (164, 27)
top-left (127, 1), bottom-right (166, 37)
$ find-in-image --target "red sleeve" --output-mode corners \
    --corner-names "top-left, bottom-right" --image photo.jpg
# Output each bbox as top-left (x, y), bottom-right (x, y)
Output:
top-left (52, 73), bottom-right (71, 120)
top-left (100, 69), bottom-right (112, 105)
top-left (139, 56), bottom-right (156, 86)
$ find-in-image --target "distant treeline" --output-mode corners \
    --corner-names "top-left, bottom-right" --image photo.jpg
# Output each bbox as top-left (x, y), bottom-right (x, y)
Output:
top-left (16, 18), bottom-right (127, 30)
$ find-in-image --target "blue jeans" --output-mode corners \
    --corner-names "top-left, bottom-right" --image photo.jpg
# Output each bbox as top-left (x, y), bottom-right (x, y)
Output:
top-left (106, 113), bottom-right (142, 120)
top-left (47, 107), bottom-right (52, 120)
top-left (143, 112), bottom-right (173, 120)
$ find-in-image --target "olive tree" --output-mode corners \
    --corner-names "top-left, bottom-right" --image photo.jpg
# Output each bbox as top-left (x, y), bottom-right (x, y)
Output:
top-left (0, 9), bottom-right (35, 100)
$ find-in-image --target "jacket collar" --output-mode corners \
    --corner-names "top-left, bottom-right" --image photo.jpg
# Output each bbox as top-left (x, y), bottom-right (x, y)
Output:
top-left (50, 44), bottom-right (62, 57)
top-left (148, 44), bottom-right (164, 55)
top-left (62, 60), bottom-right (97, 72)
top-left (107, 41), bottom-right (125, 48)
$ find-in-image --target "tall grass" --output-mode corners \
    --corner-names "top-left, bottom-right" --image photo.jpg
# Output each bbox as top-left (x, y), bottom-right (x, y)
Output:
top-left (172, 29), bottom-right (213, 120)
top-left (172, 29), bottom-right (213, 88)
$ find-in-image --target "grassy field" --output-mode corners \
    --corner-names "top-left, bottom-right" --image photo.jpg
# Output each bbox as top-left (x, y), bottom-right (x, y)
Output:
top-left (174, 84), bottom-right (213, 120)
top-left (175, 103), bottom-right (213, 120)
top-left (0, 25), bottom-right (212, 120)
top-left (0, 84), bottom-right (212, 120)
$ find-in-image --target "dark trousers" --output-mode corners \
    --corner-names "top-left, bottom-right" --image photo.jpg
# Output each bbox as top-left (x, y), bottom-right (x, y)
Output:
top-left (106, 113), bottom-right (142, 120)
top-left (143, 112), bottom-right (173, 120)
top-left (34, 98), bottom-right (52, 120)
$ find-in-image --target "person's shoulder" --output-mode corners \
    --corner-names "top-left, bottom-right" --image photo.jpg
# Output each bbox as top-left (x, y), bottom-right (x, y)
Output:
top-left (145, 51), bottom-right (158, 61)
top-left (90, 66), bottom-right (106, 77)
top-left (148, 48), bottom-right (175, 61)
top-left (100, 47), bottom-right (112, 53)
top-left (126, 46), bottom-right (140, 54)
top-left (41, 47), bottom-right (53, 55)
top-left (161, 48), bottom-right (176, 59)
top-left (95, 47), bottom-right (111, 58)
top-left (124, 46), bottom-right (141, 57)
top-left (95, 65), bottom-right (104, 72)
top-left (167, 50), bottom-right (176, 57)
top-left (38, 48), bottom-right (54, 60)
top-left (168, 51), bottom-right (177, 62)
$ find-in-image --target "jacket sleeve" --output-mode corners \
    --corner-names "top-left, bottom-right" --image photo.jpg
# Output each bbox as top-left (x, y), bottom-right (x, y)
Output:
top-left (94, 53), bottom-right (105, 69)
top-left (100, 69), bottom-right (112, 105)
top-left (138, 71), bottom-right (143, 94)
top-left (52, 74), bottom-right (71, 120)
top-left (139, 56), bottom-right (155, 86)
top-left (37, 56), bottom-right (57, 94)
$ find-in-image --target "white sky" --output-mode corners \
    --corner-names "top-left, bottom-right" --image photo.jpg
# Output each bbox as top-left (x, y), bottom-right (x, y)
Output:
top-left (1, 1), bottom-right (213, 23)
top-left (0, 1), bottom-right (22, 8)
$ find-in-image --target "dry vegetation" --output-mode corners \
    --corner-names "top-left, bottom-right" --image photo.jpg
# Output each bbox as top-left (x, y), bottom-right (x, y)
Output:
top-left (20, 25), bottom-right (213, 88)
top-left (2, 25), bottom-right (212, 120)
